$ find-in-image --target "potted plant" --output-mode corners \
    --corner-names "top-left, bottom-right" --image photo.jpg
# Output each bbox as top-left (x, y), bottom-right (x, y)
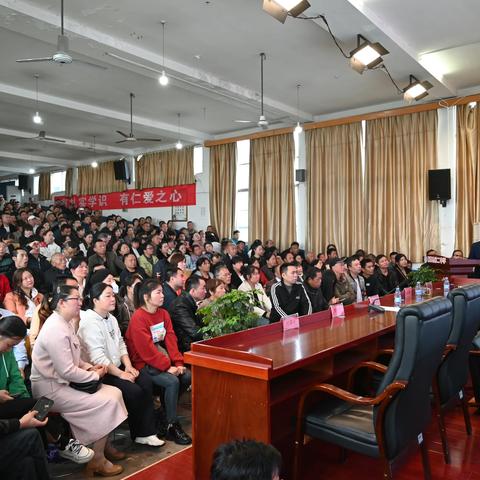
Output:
top-left (408, 265), bottom-right (439, 287)
top-left (198, 289), bottom-right (261, 339)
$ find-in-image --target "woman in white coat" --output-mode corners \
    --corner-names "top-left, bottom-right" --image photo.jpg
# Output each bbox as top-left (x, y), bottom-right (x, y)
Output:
top-left (238, 265), bottom-right (272, 320)
top-left (31, 285), bottom-right (128, 477)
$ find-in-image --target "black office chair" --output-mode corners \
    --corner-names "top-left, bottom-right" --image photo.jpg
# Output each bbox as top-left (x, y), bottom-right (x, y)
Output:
top-left (434, 285), bottom-right (480, 463)
top-left (293, 297), bottom-right (452, 480)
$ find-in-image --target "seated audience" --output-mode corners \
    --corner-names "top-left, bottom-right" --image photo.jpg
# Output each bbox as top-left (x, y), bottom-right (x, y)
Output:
top-left (346, 255), bottom-right (366, 303)
top-left (163, 268), bottom-right (185, 311)
top-left (230, 256), bottom-right (245, 289)
top-left (321, 258), bottom-right (345, 304)
top-left (199, 279), bottom-right (227, 309)
top-left (238, 265), bottom-right (272, 319)
top-left (31, 285), bottom-right (128, 476)
top-left (452, 249), bottom-right (464, 258)
top-left (303, 267), bottom-right (329, 312)
top-left (125, 279), bottom-right (192, 445)
top-left (4, 268), bottom-right (43, 327)
top-left (392, 253), bottom-right (410, 289)
top-left (0, 241), bottom-right (13, 276)
top-left (78, 283), bottom-right (164, 447)
top-left (213, 264), bottom-right (232, 291)
top-left (0, 273), bottom-right (11, 305)
top-left (210, 439), bottom-right (282, 480)
top-left (39, 230), bottom-right (61, 261)
top-left (119, 253), bottom-right (147, 286)
top-left (27, 241), bottom-right (50, 294)
top-left (269, 263), bottom-right (312, 323)
top-left (260, 251), bottom-right (278, 286)
top-left (69, 256), bottom-right (88, 298)
top-left (361, 257), bottom-right (379, 297)
top-left (88, 239), bottom-right (122, 276)
top-left (194, 257), bottom-right (213, 281)
top-left (116, 274), bottom-right (143, 335)
top-left (372, 254), bottom-right (398, 295)
top-left (44, 253), bottom-right (71, 293)
top-left (169, 276), bottom-right (207, 352)
top-left (138, 243), bottom-right (159, 278)
top-left (7, 248), bottom-right (29, 286)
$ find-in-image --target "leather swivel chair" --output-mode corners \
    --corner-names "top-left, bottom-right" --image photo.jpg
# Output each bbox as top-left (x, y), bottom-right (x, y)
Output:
top-left (293, 297), bottom-right (452, 480)
top-left (435, 284), bottom-right (480, 463)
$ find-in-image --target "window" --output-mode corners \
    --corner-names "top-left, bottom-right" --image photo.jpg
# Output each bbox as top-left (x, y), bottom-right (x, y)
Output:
top-left (33, 175), bottom-right (39, 196)
top-left (235, 139), bottom-right (250, 242)
top-left (194, 146), bottom-right (203, 175)
top-left (50, 171), bottom-right (66, 194)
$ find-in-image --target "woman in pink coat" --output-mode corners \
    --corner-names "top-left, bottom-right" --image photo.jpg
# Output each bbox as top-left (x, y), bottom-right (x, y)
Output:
top-left (31, 285), bottom-right (128, 477)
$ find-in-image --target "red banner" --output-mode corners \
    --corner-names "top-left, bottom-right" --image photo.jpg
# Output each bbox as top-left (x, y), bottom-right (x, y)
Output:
top-left (55, 184), bottom-right (196, 210)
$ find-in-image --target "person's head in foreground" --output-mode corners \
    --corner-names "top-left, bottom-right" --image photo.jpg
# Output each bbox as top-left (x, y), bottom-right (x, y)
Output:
top-left (210, 439), bottom-right (281, 480)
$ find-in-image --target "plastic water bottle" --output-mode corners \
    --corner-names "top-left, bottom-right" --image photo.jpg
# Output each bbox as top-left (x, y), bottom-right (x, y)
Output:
top-left (415, 281), bottom-right (422, 300)
top-left (394, 287), bottom-right (402, 307)
top-left (443, 277), bottom-right (450, 297)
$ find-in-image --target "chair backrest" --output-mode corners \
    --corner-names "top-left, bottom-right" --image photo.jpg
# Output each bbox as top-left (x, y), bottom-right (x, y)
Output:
top-left (437, 285), bottom-right (480, 404)
top-left (374, 297), bottom-right (452, 460)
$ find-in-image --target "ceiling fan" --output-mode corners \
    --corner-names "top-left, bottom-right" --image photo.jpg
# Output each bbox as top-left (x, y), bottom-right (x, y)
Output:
top-left (16, 0), bottom-right (106, 70)
top-left (115, 93), bottom-right (162, 144)
top-left (234, 53), bottom-right (269, 130)
top-left (17, 131), bottom-right (66, 143)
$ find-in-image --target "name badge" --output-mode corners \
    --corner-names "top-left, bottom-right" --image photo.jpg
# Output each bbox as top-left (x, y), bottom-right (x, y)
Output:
top-left (282, 314), bottom-right (299, 331)
top-left (330, 303), bottom-right (345, 318)
top-left (368, 295), bottom-right (381, 306)
top-left (150, 322), bottom-right (166, 343)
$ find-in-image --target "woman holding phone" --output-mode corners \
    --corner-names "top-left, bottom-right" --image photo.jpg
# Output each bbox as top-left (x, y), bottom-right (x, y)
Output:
top-left (31, 285), bottom-right (128, 476)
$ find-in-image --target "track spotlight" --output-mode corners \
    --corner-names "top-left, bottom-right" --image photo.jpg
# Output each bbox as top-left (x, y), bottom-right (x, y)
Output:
top-left (28, 168), bottom-right (35, 174)
top-left (262, 0), bottom-right (310, 23)
top-left (91, 161), bottom-right (98, 168)
top-left (176, 140), bottom-right (183, 150)
top-left (403, 75), bottom-right (433, 102)
top-left (349, 34), bottom-right (389, 74)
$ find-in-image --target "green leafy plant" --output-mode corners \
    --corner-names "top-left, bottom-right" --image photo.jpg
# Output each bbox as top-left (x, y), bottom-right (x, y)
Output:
top-left (408, 266), bottom-right (439, 286)
top-left (198, 289), bottom-right (260, 339)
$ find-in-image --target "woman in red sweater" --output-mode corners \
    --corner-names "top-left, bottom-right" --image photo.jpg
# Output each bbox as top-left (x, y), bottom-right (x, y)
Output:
top-left (125, 278), bottom-right (192, 445)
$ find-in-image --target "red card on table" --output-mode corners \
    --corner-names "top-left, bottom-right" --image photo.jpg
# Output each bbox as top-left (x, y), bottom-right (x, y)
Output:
top-left (368, 295), bottom-right (380, 306)
top-left (330, 303), bottom-right (345, 317)
top-left (282, 314), bottom-right (299, 331)
top-left (404, 287), bottom-right (413, 300)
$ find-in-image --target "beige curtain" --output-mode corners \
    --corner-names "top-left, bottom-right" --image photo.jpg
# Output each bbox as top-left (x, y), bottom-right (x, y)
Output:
top-left (455, 104), bottom-right (480, 255)
top-left (136, 147), bottom-right (194, 189)
top-left (209, 143), bottom-right (236, 239)
top-left (77, 161), bottom-right (126, 195)
top-left (65, 168), bottom-right (74, 197)
top-left (38, 172), bottom-right (51, 201)
top-left (249, 133), bottom-right (296, 250)
top-left (365, 110), bottom-right (438, 262)
top-left (306, 123), bottom-right (364, 256)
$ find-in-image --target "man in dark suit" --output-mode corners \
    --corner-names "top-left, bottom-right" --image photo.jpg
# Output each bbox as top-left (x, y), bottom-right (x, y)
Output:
top-left (162, 268), bottom-right (185, 311)
top-left (169, 276), bottom-right (206, 352)
top-left (469, 241), bottom-right (480, 260)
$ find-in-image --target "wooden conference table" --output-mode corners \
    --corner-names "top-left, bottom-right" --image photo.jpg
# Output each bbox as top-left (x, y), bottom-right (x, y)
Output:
top-left (184, 288), bottom-right (441, 479)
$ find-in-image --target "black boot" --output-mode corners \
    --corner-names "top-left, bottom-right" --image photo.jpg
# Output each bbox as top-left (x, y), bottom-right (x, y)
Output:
top-left (156, 408), bottom-right (168, 438)
top-left (165, 422), bottom-right (192, 445)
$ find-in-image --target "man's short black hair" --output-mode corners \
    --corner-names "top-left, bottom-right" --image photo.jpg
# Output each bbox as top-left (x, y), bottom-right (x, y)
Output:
top-left (280, 262), bottom-right (296, 276)
top-left (304, 267), bottom-right (321, 282)
top-left (210, 439), bottom-right (281, 480)
top-left (389, 251), bottom-right (398, 258)
top-left (360, 258), bottom-right (374, 269)
top-left (186, 275), bottom-right (205, 292)
top-left (165, 267), bottom-right (182, 283)
top-left (346, 255), bottom-right (359, 268)
top-left (231, 255), bottom-right (244, 265)
top-left (290, 241), bottom-right (299, 247)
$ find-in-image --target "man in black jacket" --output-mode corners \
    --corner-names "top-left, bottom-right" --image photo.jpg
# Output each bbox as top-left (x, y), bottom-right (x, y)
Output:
top-left (361, 257), bottom-right (379, 297)
top-left (269, 263), bottom-right (312, 323)
top-left (169, 276), bottom-right (207, 352)
top-left (303, 268), bottom-right (329, 312)
top-left (321, 258), bottom-right (344, 303)
top-left (162, 268), bottom-right (185, 311)
top-left (27, 241), bottom-right (50, 294)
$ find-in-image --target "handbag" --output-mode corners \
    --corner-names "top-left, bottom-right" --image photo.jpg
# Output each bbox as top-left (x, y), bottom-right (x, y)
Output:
top-left (69, 380), bottom-right (101, 394)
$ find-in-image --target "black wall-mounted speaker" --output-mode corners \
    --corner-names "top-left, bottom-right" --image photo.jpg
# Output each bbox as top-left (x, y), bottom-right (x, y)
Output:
top-left (113, 159), bottom-right (130, 182)
top-left (295, 169), bottom-right (306, 183)
top-left (18, 174), bottom-right (29, 190)
top-left (428, 169), bottom-right (451, 201)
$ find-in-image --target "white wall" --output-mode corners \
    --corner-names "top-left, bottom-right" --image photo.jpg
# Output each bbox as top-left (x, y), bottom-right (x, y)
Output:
top-left (101, 148), bottom-right (211, 230)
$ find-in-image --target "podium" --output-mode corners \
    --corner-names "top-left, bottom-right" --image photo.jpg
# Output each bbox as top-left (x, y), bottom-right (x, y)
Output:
top-left (184, 299), bottom-right (402, 479)
top-left (425, 255), bottom-right (480, 276)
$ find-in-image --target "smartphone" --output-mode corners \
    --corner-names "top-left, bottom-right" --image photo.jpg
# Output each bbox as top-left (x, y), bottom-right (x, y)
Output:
top-left (32, 396), bottom-right (54, 421)
top-left (9, 392), bottom-right (21, 399)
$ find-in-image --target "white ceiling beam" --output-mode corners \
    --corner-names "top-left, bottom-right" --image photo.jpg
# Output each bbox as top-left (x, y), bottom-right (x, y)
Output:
top-left (0, 165), bottom-right (38, 174)
top-left (345, 0), bottom-right (458, 95)
top-left (0, 0), bottom-right (312, 122)
top-left (0, 127), bottom-right (134, 155)
top-left (0, 150), bottom-right (77, 167)
top-left (0, 82), bottom-right (208, 143)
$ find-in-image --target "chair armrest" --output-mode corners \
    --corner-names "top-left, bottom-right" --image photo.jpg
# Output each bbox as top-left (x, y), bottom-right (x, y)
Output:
top-left (443, 344), bottom-right (457, 358)
top-left (347, 361), bottom-right (388, 391)
top-left (304, 380), bottom-right (408, 406)
top-left (469, 350), bottom-right (480, 356)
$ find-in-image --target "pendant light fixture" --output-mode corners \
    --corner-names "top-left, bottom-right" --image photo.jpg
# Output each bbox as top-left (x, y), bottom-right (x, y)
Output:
top-left (294, 84), bottom-right (303, 134)
top-left (175, 113), bottom-right (183, 150)
top-left (158, 21), bottom-right (169, 86)
top-left (32, 74), bottom-right (43, 125)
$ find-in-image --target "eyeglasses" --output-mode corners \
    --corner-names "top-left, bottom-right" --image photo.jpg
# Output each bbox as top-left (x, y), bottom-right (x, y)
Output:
top-left (65, 297), bottom-right (82, 303)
